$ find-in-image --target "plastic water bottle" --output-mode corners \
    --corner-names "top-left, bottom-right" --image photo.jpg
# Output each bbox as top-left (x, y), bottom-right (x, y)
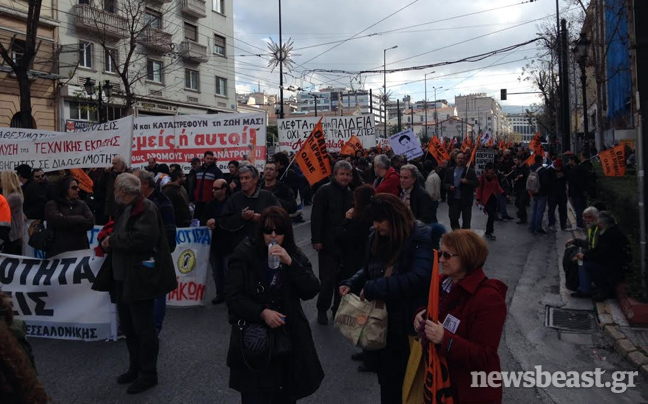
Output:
top-left (577, 247), bottom-right (583, 266)
top-left (268, 240), bottom-right (280, 269)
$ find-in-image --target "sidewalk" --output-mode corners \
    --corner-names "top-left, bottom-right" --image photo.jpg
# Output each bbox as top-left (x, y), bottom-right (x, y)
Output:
top-left (561, 202), bottom-right (648, 377)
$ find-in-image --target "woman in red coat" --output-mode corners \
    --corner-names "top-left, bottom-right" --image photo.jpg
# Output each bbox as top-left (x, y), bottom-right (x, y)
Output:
top-left (415, 230), bottom-right (508, 404)
top-left (476, 163), bottom-right (505, 240)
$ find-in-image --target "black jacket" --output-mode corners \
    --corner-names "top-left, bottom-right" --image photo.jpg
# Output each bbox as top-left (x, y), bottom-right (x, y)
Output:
top-left (511, 163), bottom-right (530, 193)
top-left (200, 198), bottom-right (231, 254)
top-left (583, 224), bottom-right (631, 280)
top-left (163, 183), bottom-right (192, 227)
top-left (225, 238), bottom-right (324, 400)
top-left (565, 163), bottom-right (589, 198)
top-left (546, 168), bottom-right (567, 201)
top-left (261, 181), bottom-right (297, 214)
top-left (443, 166), bottom-right (479, 207)
top-left (310, 180), bottom-right (353, 256)
top-left (148, 189), bottom-right (177, 253)
top-left (23, 180), bottom-right (49, 220)
top-left (336, 216), bottom-right (373, 279)
top-left (44, 198), bottom-right (95, 257)
top-left (407, 184), bottom-right (435, 224)
top-left (220, 189), bottom-right (280, 249)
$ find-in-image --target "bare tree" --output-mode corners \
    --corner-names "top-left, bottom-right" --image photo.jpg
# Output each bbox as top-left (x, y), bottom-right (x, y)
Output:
top-left (0, 0), bottom-right (43, 128)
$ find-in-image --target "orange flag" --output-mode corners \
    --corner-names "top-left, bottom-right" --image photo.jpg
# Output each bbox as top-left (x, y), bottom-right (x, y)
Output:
top-left (295, 118), bottom-right (332, 185)
top-left (461, 138), bottom-right (469, 153)
top-left (423, 250), bottom-right (454, 403)
top-left (340, 134), bottom-right (364, 156)
top-left (498, 140), bottom-right (505, 151)
top-left (525, 154), bottom-right (536, 167)
top-left (599, 145), bottom-right (626, 176)
top-left (428, 136), bottom-right (450, 166)
top-left (468, 133), bottom-right (482, 167)
top-left (69, 168), bottom-right (94, 193)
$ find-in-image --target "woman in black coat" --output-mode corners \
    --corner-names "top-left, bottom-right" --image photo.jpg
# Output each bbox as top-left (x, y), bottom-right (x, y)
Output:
top-left (226, 206), bottom-right (324, 403)
top-left (44, 177), bottom-right (95, 257)
top-left (339, 194), bottom-right (437, 404)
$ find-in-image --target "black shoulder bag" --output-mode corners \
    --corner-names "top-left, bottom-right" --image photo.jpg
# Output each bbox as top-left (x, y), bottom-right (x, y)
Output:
top-left (28, 220), bottom-right (54, 252)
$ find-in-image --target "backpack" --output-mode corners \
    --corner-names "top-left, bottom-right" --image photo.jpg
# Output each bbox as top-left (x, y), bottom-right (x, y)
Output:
top-left (526, 167), bottom-right (542, 193)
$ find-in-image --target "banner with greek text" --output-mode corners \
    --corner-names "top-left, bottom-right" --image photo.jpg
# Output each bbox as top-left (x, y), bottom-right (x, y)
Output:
top-left (0, 116), bottom-right (133, 171)
top-left (23, 223), bottom-right (211, 307)
top-left (278, 115), bottom-right (377, 153)
top-left (0, 251), bottom-right (116, 341)
top-left (131, 113), bottom-right (267, 172)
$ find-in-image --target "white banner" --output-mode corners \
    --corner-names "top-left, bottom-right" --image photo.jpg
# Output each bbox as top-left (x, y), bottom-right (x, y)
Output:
top-left (131, 113), bottom-right (267, 172)
top-left (474, 148), bottom-right (498, 177)
top-left (23, 222), bottom-right (211, 308)
top-left (0, 251), bottom-right (115, 341)
top-left (278, 115), bottom-right (377, 153)
top-left (388, 128), bottom-right (423, 160)
top-left (0, 116), bottom-right (133, 171)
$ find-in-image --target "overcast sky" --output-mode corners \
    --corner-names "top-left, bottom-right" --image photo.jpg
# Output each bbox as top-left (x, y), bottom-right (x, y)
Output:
top-left (232, 0), bottom-right (584, 111)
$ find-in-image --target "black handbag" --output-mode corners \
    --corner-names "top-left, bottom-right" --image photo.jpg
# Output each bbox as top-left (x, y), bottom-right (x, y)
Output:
top-left (234, 320), bottom-right (292, 372)
top-left (28, 220), bottom-right (54, 252)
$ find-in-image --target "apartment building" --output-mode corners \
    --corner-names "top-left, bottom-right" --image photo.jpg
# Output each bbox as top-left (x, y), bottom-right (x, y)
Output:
top-left (507, 113), bottom-right (538, 142)
top-left (57, 0), bottom-right (236, 130)
top-left (296, 87), bottom-right (385, 128)
top-left (455, 93), bottom-right (506, 136)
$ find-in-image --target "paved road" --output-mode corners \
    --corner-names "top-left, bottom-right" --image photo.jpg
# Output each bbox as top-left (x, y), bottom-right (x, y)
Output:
top-left (31, 202), bottom-right (648, 403)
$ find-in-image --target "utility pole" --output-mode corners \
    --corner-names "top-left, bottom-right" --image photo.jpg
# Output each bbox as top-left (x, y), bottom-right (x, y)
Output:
top-left (278, 0), bottom-right (284, 119)
top-left (560, 18), bottom-right (571, 152)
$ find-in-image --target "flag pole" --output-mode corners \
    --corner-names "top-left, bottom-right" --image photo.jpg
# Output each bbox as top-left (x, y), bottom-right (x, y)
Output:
top-left (279, 152), bottom-right (299, 181)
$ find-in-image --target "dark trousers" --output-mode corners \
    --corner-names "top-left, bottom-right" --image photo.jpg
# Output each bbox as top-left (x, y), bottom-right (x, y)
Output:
top-left (548, 196), bottom-right (568, 229)
top-left (430, 200), bottom-right (439, 223)
top-left (515, 191), bottom-right (529, 222)
top-left (485, 196), bottom-right (498, 235)
top-left (374, 334), bottom-right (410, 404)
top-left (448, 199), bottom-right (472, 230)
top-left (571, 195), bottom-right (587, 228)
top-left (116, 282), bottom-right (159, 379)
top-left (210, 251), bottom-right (229, 298)
top-left (588, 261), bottom-right (616, 297)
top-left (317, 252), bottom-right (342, 313)
top-left (3, 239), bottom-right (22, 255)
top-left (241, 391), bottom-right (295, 404)
top-left (153, 295), bottom-right (166, 332)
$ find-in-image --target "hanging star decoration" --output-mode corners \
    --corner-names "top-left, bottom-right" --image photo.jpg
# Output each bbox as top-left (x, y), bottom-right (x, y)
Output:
top-left (267, 38), bottom-right (295, 73)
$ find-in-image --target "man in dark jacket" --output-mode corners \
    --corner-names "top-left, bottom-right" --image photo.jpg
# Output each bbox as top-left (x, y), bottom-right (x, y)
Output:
top-left (546, 158), bottom-right (568, 231)
top-left (529, 155), bottom-right (551, 234)
top-left (135, 169), bottom-right (177, 334)
top-left (511, 156), bottom-right (530, 224)
top-left (163, 170), bottom-right (192, 228)
top-left (193, 151), bottom-right (224, 220)
top-left (400, 164), bottom-right (435, 224)
top-left (185, 157), bottom-right (201, 203)
top-left (220, 165), bottom-right (280, 249)
top-left (311, 160), bottom-right (353, 325)
top-left (201, 178), bottom-right (232, 304)
top-left (22, 168), bottom-right (49, 220)
top-left (566, 155), bottom-right (589, 229)
top-left (261, 162), bottom-right (297, 214)
top-left (98, 173), bottom-right (177, 394)
top-left (443, 153), bottom-right (478, 230)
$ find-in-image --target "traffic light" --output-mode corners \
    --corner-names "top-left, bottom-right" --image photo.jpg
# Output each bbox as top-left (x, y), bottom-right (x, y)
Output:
top-left (500, 89), bottom-right (507, 101)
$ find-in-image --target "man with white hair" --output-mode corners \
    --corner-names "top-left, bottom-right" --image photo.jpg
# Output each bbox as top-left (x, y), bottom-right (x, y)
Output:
top-left (93, 173), bottom-right (177, 394)
top-left (372, 154), bottom-right (400, 196)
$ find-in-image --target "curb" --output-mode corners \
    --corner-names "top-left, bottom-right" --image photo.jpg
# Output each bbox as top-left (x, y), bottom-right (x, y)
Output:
top-left (566, 201), bottom-right (648, 377)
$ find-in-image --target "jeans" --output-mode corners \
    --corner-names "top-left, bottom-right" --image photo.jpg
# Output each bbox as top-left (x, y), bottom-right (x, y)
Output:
top-left (210, 251), bottom-right (229, 299)
top-left (448, 200), bottom-right (472, 230)
top-left (548, 197), bottom-right (567, 229)
top-left (498, 193), bottom-right (509, 218)
top-left (153, 295), bottom-right (166, 332)
top-left (529, 196), bottom-right (547, 232)
top-left (116, 282), bottom-right (159, 378)
top-left (571, 195), bottom-right (587, 228)
top-left (485, 196), bottom-right (498, 235)
top-left (430, 200), bottom-right (439, 223)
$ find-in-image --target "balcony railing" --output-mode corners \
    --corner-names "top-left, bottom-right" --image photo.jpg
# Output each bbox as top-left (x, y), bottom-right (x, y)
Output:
top-left (139, 28), bottom-right (173, 53)
top-left (178, 41), bottom-right (208, 63)
top-left (147, 0), bottom-right (171, 5)
top-left (181, 0), bottom-right (207, 19)
top-left (73, 4), bottom-right (128, 39)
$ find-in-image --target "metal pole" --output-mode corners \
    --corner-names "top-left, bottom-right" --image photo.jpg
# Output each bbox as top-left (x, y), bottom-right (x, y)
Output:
top-left (397, 99), bottom-right (401, 132)
top-left (555, 0), bottom-right (562, 152)
top-left (98, 85), bottom-right (104, 123)
top-left (384, 49), bottom-right (387, 138)
top-left (581, 65), bottom-right (588, 142)
top-left (278, 0), bottom-right (284, 119)
top-left (560, 18), bottom-right (571, 152)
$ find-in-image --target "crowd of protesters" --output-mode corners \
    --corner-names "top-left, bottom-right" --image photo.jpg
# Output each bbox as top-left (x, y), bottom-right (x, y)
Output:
top-left (0, 137), bottom-right (632, 403)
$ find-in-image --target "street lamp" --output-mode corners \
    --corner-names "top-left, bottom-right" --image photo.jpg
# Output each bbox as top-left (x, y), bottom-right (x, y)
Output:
top-left (423, 71), bottom-right (436, 138)
top-left (84, 77), bottom-right (113, 123)
top-left (573, 33), bottom-right (590, 151)
top-left (433, 86), bottom-right (442, 137)
top-left (383, 45), bottom-right (397, 138)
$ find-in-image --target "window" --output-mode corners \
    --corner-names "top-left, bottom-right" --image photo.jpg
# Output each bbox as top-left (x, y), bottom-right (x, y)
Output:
top-left (185, 69), bottom-right (199, 91)
top-left (79, 41), bottom-right (93, 68)
top-left (213, 34), bottom-right (225, 56)
top-left (184, 22), bottom-right (198, 42)
top-left (145, 9), bottom-right (162, 30)
top-left (104, 0), bottom-right (116, 13)
top-left (104, 48), bottom-right (117, 73)
top-left (215, 76), bottom-right (226, 96)
top-left (147, 60), bottom-right (163, 83)
top-left (212, 0), bottom-right (224, 13)
top-left (70, 102), bottom-right (96, 121)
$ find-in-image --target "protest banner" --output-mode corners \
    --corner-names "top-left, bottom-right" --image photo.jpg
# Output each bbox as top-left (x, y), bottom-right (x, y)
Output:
top-left (428, 136), bottom-right (450, 166)
top-left (278, 115), bottom-right (377, 153)
top-left (340, 134), bottom-right (364, 156)
top-left (131, 113), bottom-right (267, 172)
top-left (0, 250), bottom-right (116, 341)
top-left (468, 133), bottom-right (483, 167)
top-left (295, 119), bottom-right (332, 185)
top-left (69, 168), bottom-right (94, 193)
top-left (0, 116), bottom-right (133, 171)
top-left (474, 149), bottom-right (498, 176)
top-left (24, 223), bottom-right (211, 307)
top-left (599, 145), bottom-right (626, 177)
top-left (389, 129), bottom-right (423, 160)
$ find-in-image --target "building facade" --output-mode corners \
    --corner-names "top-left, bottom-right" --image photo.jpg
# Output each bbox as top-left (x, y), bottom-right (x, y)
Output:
top-left (507, 113), bottom-right (538, 143)
top-left (455, 93), bottom-right (507, 136)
